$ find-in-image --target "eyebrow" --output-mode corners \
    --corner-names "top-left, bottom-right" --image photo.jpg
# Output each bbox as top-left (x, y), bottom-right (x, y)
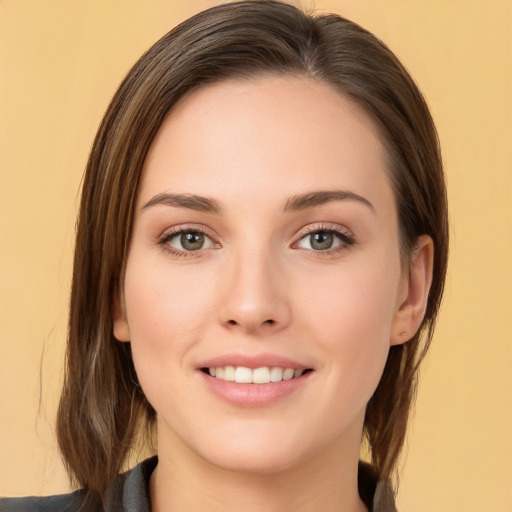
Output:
top-left (284, 190), bottom-right (375, 213)
top-left (142, 189), bottom-right (374, 215)
top-left (142, 193), bottom-right (221, 213)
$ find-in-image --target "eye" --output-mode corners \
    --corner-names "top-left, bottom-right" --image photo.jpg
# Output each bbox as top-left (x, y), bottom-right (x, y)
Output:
top-left (294, 227), bottom-right (355, 252)
top-left (161, 229), bottom-right (217, 254)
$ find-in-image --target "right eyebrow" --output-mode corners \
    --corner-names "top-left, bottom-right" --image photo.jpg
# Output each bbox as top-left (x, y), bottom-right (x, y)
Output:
top-left (283, 189), bottom-right (375, 213)
top-left (142, 193), bottom-right (221, 213)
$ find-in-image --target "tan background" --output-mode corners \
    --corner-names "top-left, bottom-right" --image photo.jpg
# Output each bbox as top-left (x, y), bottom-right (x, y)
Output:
top-left (0, 0), bottom-right (510, 510)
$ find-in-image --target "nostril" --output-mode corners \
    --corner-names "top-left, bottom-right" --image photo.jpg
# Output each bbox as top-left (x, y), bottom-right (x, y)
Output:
top-left (224, 318), bottom-right (277, 328)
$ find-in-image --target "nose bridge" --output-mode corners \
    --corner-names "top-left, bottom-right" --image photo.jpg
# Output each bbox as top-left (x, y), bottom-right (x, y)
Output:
top-left (218, 240), bottom-right (290, 333)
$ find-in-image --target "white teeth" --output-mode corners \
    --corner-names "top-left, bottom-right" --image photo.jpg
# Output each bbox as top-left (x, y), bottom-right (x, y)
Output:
top-left (223, 365), bottom-right (235, 381)
top-left (283, 368), bottom-right (294, 380)
top-left (252, 367), bottom-right (271, 384)
top-left (270, 367), bottom-right (283, 382)
top-left (208, 366), bottom-right (306, 383)
top-left (234, 367), bottom-right (253, 383)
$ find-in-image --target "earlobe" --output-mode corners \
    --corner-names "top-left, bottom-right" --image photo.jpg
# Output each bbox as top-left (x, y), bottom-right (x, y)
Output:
top-left (391, 235), bottom-right (434, 346)
top-left (113, 291), bottom-right (131, 342)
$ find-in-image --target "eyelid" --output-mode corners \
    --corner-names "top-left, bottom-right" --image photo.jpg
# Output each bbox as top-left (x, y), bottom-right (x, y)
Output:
top-left (157, 223), bottom-right (221, 257)
top-left (291, 223), bottom-right (356, 252)
top-left (156, 222), bottom-right (354, 257)
top-left (158, 223), bottom-right (218, 240)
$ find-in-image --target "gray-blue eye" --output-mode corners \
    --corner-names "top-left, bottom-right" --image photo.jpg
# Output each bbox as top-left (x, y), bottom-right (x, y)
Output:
top-left (167, 231), bottom-right (215, 251)
top-left (297, 231), bottom-right (344, 251)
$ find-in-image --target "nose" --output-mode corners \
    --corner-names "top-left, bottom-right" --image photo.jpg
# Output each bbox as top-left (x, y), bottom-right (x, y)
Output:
top-left (218, 248), bottom-right (291, 335)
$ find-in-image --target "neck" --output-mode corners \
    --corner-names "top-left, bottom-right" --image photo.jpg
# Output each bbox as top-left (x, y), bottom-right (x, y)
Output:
top-left (150, 421), bottom-right (368, 512)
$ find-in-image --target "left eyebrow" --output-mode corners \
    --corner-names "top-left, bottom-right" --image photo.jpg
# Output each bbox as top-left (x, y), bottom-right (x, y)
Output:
top-left (283, 190), bottom-right (375, 213)
top-left (142, 193), bottom-right (221, 213)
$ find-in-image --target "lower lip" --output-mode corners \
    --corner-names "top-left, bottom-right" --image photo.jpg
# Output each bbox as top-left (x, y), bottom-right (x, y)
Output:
top-left (199, 371), bottom-right (313, 408)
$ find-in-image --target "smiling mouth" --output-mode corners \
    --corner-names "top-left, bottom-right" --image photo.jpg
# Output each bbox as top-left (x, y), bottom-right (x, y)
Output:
top-left (201, 366), bottom-right (313, 384)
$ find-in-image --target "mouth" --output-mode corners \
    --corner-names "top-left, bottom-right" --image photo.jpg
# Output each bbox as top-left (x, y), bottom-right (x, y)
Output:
top-left (198, 357), bottom-right (314, 407)
top-left (201, 366), bottom-right (313, 384)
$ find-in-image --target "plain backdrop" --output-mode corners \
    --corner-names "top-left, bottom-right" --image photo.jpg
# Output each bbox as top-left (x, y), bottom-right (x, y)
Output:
top-left (0, 1), bottom-right (510, 510)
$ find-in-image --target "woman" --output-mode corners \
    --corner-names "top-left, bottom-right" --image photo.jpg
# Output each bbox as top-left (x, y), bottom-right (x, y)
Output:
top-left (1, 1), bottom-right (448, 511)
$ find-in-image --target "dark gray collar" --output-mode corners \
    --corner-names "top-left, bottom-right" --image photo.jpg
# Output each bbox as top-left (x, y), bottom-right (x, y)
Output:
top-left (0, 456), bottom-right (397, 512)
top-left (105, 457), bottom-right (397, 512)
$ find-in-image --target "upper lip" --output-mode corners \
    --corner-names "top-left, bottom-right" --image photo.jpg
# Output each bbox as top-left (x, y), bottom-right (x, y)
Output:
top-left (199, 352), bottom-right (310, 370)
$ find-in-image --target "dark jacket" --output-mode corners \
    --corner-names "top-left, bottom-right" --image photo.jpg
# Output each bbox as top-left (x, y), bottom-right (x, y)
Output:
top-left (0, 457), bottom-right (397, 512)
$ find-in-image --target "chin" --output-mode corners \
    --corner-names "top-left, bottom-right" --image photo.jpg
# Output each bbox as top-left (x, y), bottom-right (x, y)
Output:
top-left (202, 443), bottom-right (304, 475)
top-left (194, 417), bottom-right (345, 477)
top-left (172, 419), bottom-right (312, 475)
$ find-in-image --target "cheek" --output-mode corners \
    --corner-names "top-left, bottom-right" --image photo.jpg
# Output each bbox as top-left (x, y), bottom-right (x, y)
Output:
top-left (297, 254), bottom-right (401, 393)
top-left (121, 260), bottom-right (220, 429)
top-left (122, 256), bottom-right (217, 385)
top-left (125, 254), bottom-right (213, 331)
top-left (300, 255), bottom-right (399, 335)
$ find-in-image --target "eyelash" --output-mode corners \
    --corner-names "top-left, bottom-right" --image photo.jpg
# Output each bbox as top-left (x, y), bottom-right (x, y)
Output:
top-left (292, 224), bottom-right (356, 255)
top-left (157, 223), bottom-right (355, 258)
top-left (158, 225), bottom-right (218, 259)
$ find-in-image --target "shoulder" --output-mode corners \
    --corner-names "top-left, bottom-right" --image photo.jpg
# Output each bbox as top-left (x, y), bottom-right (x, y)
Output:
top-left (0, 491), bottom-right (83, 512)
top-left (0, 456), bottom-right (158, 512)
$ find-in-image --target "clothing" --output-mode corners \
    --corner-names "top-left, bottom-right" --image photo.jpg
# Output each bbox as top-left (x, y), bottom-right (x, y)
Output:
top-left (0, 456), bottom-right (397, 512)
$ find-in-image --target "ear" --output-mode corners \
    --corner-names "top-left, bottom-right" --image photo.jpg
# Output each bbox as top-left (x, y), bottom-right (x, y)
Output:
top-left (113, 289), bottom-right (131, 342)
top-left (391, 235), bottom-right (434, 346)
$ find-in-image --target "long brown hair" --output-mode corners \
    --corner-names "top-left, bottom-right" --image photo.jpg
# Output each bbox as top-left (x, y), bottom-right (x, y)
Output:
top-left (57, 0), bottom-right (448, 505)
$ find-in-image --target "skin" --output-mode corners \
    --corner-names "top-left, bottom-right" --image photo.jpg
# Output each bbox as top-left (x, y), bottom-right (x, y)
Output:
top-left (114, 76), bottom-right (433, 512)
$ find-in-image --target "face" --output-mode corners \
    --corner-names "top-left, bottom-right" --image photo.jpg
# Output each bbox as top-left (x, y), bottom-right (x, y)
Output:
top-left (114, 76), bottom-right (411, 474)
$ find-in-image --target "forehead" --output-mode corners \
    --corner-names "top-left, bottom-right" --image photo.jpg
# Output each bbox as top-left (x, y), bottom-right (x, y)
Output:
top-left (139, 75), bottom-right (392, 210)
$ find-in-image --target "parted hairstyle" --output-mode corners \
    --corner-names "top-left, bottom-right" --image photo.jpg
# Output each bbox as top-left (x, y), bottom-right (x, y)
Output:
top-left (57, 0), bottom-right (448, 506)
